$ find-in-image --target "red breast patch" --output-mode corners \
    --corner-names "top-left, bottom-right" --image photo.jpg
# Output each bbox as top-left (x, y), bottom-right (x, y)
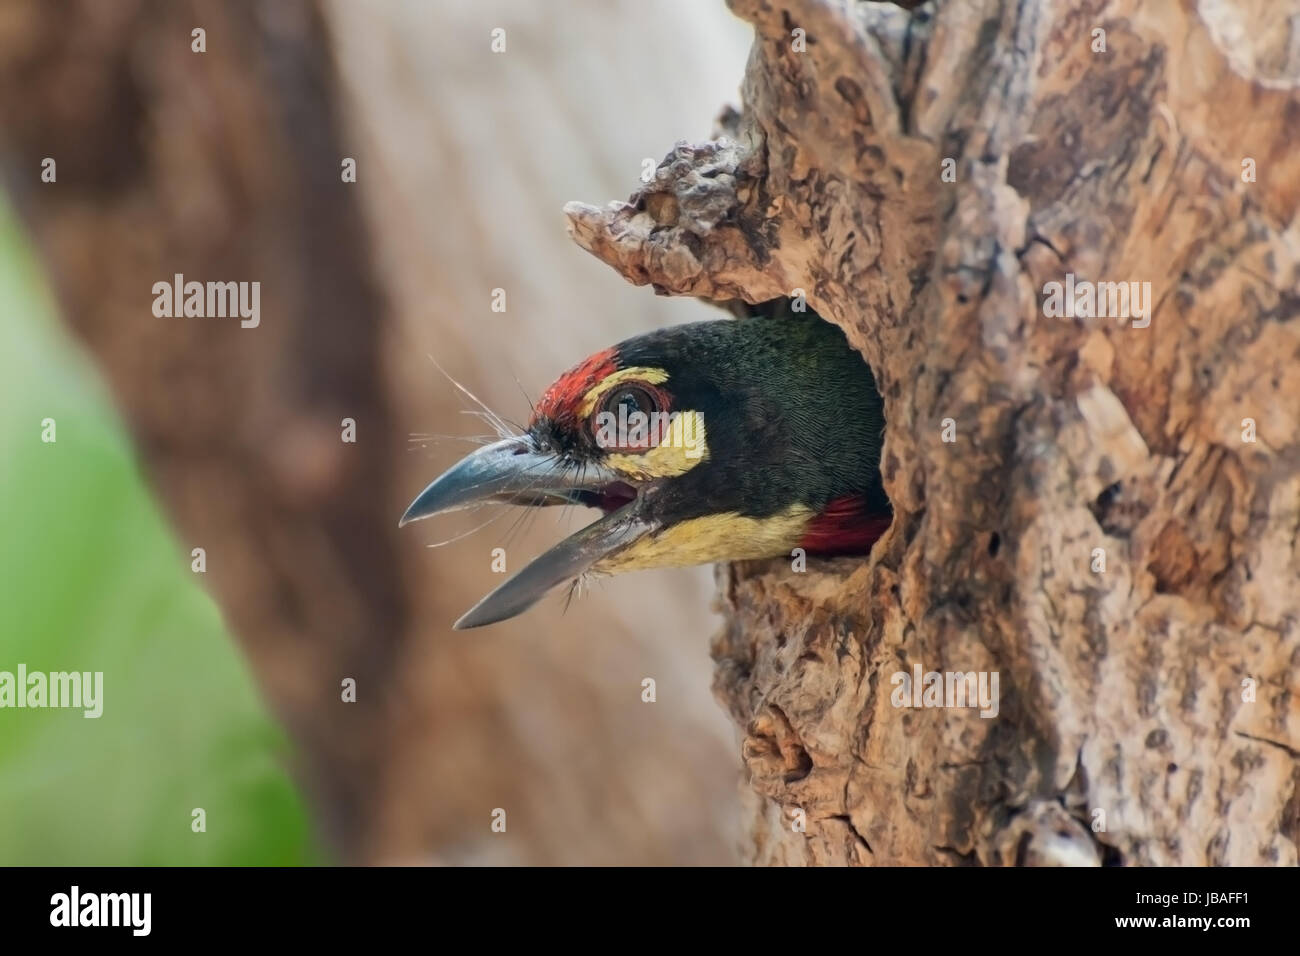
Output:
top-left (799, 495), bottom-right (892, 555)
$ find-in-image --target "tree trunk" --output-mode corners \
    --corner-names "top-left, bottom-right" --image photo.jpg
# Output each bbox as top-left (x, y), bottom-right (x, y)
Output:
top-left (0, 0), bottom-right (406, 857)
top-left (566, 0), bottom-right (1300, 865)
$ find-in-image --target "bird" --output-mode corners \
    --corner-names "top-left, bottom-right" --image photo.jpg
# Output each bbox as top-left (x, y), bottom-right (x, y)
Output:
top-left (400, 310), bottom-right (891, 629)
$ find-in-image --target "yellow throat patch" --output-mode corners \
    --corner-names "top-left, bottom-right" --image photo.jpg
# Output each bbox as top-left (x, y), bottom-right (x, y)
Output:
top-left (596, 505), bottom-right (815, 573)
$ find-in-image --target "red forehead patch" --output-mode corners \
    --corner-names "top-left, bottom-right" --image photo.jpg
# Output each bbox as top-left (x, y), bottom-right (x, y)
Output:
top-left (532, 346), bottom-right (619, 425)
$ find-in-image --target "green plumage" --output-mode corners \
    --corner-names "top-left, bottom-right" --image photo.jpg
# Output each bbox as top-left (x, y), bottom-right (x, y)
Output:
top-left (614, 311), bottom-right (888, 526)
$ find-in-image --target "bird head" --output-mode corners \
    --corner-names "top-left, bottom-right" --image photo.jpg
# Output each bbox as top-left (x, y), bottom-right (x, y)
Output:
top-left (401, 312), bottom-right (890, 628)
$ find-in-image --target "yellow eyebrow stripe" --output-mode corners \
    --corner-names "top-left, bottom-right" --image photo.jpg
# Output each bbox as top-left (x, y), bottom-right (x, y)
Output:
top-left (577, 366), bottom-right (669, 418)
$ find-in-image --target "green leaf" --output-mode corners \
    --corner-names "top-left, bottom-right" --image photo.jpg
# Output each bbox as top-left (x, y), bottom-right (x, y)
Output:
top-left (0, 199), bottom-right (320, 865)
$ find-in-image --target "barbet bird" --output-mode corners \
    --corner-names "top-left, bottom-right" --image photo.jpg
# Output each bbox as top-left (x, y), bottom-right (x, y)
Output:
top-left (401, 311), bottom-right (890, 628)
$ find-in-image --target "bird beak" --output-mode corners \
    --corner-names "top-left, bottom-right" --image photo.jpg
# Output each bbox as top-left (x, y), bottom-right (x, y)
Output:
top-left (399, 437), bottom-right (658, 628)
top-left (399, 436), bottom-right (595, 524)
top-left (453, 505), bottom-right (655, 629)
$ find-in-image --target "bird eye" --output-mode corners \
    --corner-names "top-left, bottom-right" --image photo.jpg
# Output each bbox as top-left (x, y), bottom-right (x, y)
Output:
top-left (603, 386), bottom-right (657, 418)
top-left (591, 384), bottom-right (668, 452)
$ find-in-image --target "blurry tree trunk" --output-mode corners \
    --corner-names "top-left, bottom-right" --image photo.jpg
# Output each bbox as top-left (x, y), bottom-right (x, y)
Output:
top-left (0, 0), bottom-right (747, 864)
top-left (0, 0), bottom-right (403, 857)
top-left (567, 0), bottom-right (1300, 865)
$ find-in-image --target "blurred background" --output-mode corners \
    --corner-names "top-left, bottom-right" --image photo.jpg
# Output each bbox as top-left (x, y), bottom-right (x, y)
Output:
top-left (0, 0), bottom-right (752, 864)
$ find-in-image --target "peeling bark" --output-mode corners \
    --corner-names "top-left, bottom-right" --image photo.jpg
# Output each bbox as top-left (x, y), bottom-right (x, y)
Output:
top-left (568, 0), bottom-right (1300, 865)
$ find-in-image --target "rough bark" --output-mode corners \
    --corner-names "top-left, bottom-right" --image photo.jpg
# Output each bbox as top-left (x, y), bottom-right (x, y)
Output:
top-left (566, 0), bottom-right (1300, 865)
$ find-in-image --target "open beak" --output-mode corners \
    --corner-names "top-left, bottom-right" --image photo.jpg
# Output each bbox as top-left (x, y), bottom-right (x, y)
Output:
top-left (399, 436), bottom-right (658, 629)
